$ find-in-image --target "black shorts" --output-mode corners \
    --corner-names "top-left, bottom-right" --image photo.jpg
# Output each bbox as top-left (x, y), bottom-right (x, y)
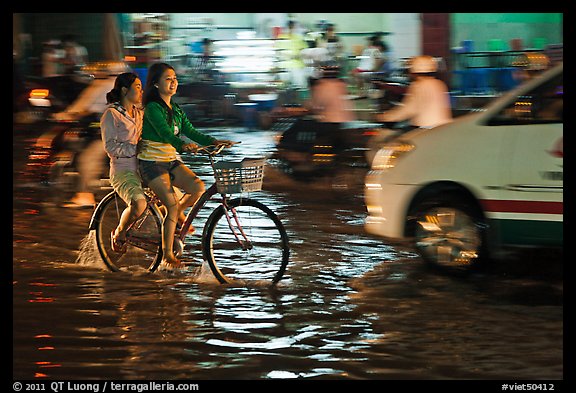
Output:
top-left (138, 159), bottom-right (183, 186)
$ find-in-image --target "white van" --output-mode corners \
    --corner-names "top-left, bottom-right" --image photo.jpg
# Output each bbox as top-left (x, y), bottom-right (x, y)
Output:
top-left (364, 63), bottom-right (563, 271)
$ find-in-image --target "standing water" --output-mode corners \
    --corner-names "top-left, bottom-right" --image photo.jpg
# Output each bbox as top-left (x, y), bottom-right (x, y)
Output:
top-left (13, 127), bottom-right (562, 380)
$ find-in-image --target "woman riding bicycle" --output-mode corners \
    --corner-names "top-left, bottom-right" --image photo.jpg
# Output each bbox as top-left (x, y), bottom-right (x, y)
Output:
top-left (138, 62), bottom-right (233, 268)
top-left (101, 72), bottom-right (147, 253)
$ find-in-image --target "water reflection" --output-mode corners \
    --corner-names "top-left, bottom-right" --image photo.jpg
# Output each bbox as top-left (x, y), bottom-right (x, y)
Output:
top-left (13, 127), bottom-right (562, 380)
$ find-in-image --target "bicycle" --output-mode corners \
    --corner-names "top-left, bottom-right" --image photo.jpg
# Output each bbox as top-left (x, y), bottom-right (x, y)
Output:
top-left (88, 143), bottom-right (290, 285)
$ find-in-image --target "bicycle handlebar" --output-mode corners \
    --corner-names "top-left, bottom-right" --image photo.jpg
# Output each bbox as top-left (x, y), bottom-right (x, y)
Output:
top-left (193, 141), bottom-right (240, 156)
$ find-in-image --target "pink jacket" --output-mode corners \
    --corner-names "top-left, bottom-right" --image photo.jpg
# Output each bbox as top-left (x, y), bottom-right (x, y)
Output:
top-left (100, 104), bottom-right (144, 176)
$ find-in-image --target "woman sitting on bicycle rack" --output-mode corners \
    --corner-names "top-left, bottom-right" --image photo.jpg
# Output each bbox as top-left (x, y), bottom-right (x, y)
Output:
top-left (101, 72), bottom-right (148, 253)
top-left (138, 62), bottom-right (234, 268)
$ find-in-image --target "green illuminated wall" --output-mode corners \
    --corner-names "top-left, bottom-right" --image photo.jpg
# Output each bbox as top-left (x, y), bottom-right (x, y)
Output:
top-left (451, 13), bottom-right (563, 51)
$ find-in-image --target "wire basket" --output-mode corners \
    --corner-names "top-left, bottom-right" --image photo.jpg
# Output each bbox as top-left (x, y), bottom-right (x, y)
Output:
top-left (213, 157), bottom-right (266, 194)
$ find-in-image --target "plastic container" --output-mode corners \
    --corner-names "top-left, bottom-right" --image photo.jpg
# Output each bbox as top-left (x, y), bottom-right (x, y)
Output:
top-left (248, 93), bottom-right (279, 111)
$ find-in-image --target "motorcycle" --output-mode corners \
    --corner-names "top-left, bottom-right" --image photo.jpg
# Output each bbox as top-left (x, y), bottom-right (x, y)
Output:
top-left (24, 63), bottom-right (124, 206)
top-left (369, 67), bottom-right (410, 112)
top-left (272, 116), bottom-right (389, 189)
top-left (14, 73), bottom-right (92, 125)
top-left (26, 112), bottom-right (110, 206)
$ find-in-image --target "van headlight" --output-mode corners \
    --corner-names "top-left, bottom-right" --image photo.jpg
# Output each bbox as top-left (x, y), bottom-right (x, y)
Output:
top-left (371, 141), bottom-right (415, 170)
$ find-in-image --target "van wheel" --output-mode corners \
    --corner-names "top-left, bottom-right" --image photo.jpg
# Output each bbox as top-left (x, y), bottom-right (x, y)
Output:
top-left (408, 194), bottom-right (488, 273)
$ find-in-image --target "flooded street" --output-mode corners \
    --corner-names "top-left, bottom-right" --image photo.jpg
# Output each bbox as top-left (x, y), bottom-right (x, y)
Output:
top-left (13, 126), bottom-right (563, 380)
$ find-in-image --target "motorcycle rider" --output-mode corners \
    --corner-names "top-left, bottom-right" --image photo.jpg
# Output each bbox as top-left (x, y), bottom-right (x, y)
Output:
top-left (307, 63), bottom-right (356, 123)
top-left (62, 63), bottom-right (121, 208)
top-left (375, 55), bottom-right (452, 128)
top-left (367, 55), bottom-right (452, 163)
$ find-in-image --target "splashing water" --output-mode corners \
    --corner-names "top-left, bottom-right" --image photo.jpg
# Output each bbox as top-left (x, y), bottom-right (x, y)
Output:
top-left (75, 230), bottom-right (107, 269)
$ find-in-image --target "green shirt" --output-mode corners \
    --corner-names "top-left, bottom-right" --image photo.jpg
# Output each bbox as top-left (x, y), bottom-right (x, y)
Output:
top-left (141, 101), bottom-right (216, 154)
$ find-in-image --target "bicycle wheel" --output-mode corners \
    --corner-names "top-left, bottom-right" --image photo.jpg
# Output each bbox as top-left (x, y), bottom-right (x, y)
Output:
top-left (93, 191), bottom-right (163, 272)
top-left (202, 198), bottom-right (290, 285)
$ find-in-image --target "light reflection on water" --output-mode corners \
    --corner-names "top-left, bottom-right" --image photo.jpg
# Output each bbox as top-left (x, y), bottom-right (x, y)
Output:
top-left (13, 127), bottom-right (562, 380)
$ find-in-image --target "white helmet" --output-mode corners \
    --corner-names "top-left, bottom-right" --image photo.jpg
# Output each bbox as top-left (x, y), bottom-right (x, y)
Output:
top-left (409, 55), bottom-right (438, 74)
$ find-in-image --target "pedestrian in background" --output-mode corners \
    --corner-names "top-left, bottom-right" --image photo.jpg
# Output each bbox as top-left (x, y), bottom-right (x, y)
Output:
top-left (277, 20), bottom-right (308, 88)
top-left (350, 35), bottom-right (385, 96)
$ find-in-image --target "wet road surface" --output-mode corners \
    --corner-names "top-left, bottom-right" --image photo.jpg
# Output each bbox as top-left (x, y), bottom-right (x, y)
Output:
top-left (13, 126), bottom-right (563, 380)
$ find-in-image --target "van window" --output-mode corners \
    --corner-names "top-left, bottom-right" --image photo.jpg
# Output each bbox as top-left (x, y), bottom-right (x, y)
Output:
top-left (487, 73), bottom-right (563, 126)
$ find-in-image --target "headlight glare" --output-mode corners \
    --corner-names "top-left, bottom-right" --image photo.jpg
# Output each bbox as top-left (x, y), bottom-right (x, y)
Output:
top-left (371, 142), bottom-right (415, 170)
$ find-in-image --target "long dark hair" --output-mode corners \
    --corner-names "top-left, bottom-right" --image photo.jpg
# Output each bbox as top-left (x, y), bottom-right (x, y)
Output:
top-left (142, 62), bottom-right (176, 124)
top-left (106, 72), bottom-right (139, 104)
top-left (142, 62), bottom-right (176, 106)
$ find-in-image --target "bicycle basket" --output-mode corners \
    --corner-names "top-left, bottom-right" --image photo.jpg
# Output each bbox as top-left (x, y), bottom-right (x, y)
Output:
top-left (213, 157), bottom-right (266, 194)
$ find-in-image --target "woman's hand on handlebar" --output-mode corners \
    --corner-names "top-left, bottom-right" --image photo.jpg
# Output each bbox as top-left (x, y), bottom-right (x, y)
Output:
top-left (182, 142), bottom-right (200, 153)
top-left (184, 140), bottom-right (240, 155)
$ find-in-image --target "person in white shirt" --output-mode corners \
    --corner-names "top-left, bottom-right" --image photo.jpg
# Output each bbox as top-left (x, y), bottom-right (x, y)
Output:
top-left (367, 55), bottom-right (453, 164)
top-left (99, 72), bottom-right (147, 252)
top-left (376, 55), bottom-right (452, 128)
top-left (350, 36), bottom-right (384, 95)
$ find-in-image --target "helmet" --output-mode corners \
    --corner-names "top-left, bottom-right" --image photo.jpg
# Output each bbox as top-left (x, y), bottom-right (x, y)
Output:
top-left (409, 55), bottom-right (437, 74)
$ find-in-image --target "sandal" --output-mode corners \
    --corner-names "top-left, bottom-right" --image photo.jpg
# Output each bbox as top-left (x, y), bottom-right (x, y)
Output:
top-left (111, 230), bottom-right (127, 253)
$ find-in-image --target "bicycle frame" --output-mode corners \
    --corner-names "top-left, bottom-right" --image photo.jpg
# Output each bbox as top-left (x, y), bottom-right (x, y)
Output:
top-left (92, 143), bottom-right (255, 259)
top-left (91, 142), bottom-right (289, 282)
top-left (177, 182), bottom-right (253, 251)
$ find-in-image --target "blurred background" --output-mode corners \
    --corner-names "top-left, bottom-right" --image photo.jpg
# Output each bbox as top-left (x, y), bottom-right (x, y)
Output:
top-left (13, 13), bottom-right (564, 381)
top-left (13, 13), bottom-right (564, 122)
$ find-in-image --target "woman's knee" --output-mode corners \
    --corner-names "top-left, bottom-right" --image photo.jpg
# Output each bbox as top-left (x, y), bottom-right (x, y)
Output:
top-left (192, 178), bottom-right (205, 194)
top-left (132, 198), bottom-right (147, 216)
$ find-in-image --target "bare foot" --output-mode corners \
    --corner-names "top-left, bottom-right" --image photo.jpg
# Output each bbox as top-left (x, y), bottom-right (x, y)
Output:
top-left (161, 255), bottom-right (182, 268)
top-left (111, 229), bottom-right (127, 253)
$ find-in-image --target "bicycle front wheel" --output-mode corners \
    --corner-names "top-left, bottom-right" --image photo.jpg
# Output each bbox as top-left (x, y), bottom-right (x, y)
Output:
top-left (203, 198), bottom-right (290, 285)
top-left (93, 192), bottom-right (163, 272)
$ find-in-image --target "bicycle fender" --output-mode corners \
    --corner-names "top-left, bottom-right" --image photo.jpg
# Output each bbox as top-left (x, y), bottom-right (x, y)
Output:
top-left (88, 190), bottom-right (118, 230)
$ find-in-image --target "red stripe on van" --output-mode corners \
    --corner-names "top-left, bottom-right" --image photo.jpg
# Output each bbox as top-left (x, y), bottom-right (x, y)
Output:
top-left (481, 200), bottom-right (563, 215)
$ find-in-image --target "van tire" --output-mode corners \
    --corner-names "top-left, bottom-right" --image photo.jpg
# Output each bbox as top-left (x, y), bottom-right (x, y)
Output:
top-left (407, 192), bottom-right (489, 274)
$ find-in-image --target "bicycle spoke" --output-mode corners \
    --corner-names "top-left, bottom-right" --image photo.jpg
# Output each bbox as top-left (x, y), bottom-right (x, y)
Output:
top-left (204, 199), bottom-right (289, 285)
top-left (94, 192), bottom-right (162, 272)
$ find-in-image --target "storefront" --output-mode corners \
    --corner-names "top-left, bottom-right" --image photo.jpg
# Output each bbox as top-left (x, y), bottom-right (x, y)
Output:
top-left (14, 13), bottom-right (563, 125)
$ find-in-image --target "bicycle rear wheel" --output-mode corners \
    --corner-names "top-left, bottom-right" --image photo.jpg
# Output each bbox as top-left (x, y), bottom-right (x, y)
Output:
top-left (202, 198), bottom-right (290, 285)
top-left (93, 192), bottom-right (163, 272)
